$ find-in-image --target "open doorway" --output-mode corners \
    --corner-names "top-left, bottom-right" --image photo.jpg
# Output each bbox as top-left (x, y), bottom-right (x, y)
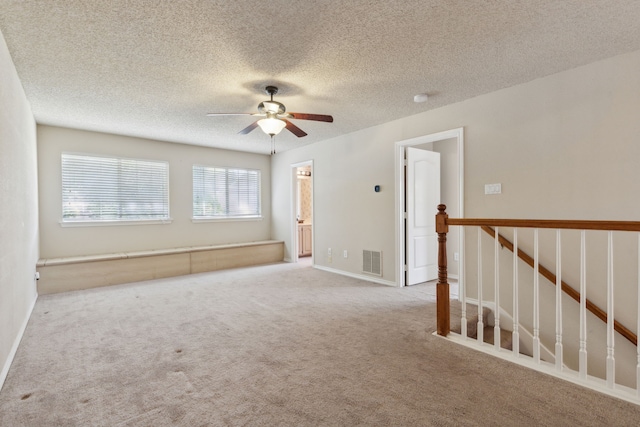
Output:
top-left (395, 128), bottom-right (464, 291)
top-left (290, 160), bottom-right (313, 264)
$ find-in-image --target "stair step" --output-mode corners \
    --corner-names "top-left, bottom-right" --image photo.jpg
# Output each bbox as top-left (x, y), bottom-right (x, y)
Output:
top-left (449, 300), bottom-right (512, 350)
top-left (481, 325), bottom-right (513, 350)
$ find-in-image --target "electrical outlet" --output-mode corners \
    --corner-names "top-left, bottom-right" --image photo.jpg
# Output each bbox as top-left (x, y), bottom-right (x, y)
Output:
top-left (484, 183), bottom-right (502, 195)
top-left (454, 252), bottom-right (459, 261)
top-left (343, 250), bottom-right (348, 258)
top-left (328, 248), bottom-right (332, 263)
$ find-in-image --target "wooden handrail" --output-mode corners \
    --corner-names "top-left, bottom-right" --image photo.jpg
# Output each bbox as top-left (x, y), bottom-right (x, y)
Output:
top-left (481, 225), bottom-right (637, 346)
top-left (447, 218), bottom-right (640, 232)
top-left (435, 204), bottom-right (638, 346)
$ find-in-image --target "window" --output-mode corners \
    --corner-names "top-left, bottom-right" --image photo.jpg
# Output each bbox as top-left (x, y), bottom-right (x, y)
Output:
top-left (193, 165), bottom-right (261, 220)
top-left (61, 153), bottom-right (170, 224)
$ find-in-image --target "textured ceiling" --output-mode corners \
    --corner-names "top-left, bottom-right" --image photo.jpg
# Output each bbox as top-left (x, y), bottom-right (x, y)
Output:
top-left (1, 1), bottom-right (640, 155)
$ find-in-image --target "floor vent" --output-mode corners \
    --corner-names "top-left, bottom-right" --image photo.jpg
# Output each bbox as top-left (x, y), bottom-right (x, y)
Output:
top-left (363, 250), bottom-right (382, 276)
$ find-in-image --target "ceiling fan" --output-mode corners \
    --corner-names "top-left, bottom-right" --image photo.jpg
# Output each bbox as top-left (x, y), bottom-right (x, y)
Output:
top-left (207, 86), bottom-right (333, 139)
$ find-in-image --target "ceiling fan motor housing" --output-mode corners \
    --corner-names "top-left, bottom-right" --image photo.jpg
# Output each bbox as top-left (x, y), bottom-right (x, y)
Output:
top-left (258, 101), bottom-right (285, 115)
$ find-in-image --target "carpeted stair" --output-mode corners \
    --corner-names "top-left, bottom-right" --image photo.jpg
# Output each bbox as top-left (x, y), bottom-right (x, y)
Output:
top-left (450, 300), bottom-right (513, 350)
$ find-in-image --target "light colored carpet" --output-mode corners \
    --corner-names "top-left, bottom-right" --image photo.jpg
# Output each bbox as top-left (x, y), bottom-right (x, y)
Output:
top-left (1, 261), bottom-right (640, 426)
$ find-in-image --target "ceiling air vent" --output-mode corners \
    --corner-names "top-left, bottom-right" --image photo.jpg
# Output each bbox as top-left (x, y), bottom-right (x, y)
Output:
top-left (363, 250), bottom-right (382, 276)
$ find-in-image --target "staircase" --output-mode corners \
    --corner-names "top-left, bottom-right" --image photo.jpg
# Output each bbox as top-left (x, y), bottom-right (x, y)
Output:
top-left (450, 301), bottom-right (513, 350)
top-left (434, 205), bottom-right (640, 403)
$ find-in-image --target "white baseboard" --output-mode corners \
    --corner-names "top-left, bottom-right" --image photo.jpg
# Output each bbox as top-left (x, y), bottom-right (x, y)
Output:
top-left (0, 294), bottom-right (37, 391)
top-left (313, 265), bottom-right (397, 287)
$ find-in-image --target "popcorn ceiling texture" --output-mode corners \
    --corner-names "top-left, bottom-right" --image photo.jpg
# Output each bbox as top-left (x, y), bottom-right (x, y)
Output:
top-left (1, 1), bottom-right (640, 154)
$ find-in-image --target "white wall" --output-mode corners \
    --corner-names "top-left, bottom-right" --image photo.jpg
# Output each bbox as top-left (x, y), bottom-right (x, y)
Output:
top-left (38, 126), bottom-right (272, 258)
top-left (0, 29), bottom-right (39, 389)
top-left (272, 125), bottom-right (398, 282)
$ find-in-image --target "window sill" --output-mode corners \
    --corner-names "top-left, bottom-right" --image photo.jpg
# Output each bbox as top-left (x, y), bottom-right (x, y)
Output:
top-left (60, 218), bottom-right (173, 227)
top-left (191, 216), bottom-right (263, 223)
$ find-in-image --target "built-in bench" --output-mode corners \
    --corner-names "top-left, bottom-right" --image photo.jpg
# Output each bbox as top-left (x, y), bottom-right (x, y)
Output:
top-left (36, 240), bottom-right (284, 294)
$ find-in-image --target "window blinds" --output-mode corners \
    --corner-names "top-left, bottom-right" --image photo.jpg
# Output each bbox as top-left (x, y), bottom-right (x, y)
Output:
top-left (61, 153), bottom-right (169, 222)
top-left (193, 165), bottom-right (261, 219)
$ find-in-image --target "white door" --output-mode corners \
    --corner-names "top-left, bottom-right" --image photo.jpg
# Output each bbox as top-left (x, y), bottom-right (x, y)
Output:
top-left (406, 147), bottom-right (440, 285)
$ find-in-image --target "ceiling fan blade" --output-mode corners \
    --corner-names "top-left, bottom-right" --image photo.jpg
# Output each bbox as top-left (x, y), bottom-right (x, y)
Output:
top-left (288, 113), bottom-right (334, 123)
top-left (284, 120), bottom-right (308, 138)
top-left (238, 121), bottom-right (260, 135)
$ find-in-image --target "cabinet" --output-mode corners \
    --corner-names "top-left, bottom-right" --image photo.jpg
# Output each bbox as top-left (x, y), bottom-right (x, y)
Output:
top-left (298, 224), bottom-right (312, 257)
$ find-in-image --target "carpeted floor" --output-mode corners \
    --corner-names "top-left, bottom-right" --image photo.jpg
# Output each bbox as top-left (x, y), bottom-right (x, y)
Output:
top-left (2, 261), bottom-right (640, 426)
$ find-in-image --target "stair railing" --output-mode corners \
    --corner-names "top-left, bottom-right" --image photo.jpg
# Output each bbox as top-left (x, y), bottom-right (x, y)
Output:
top-left (435, 204), bottom-right (640, 402)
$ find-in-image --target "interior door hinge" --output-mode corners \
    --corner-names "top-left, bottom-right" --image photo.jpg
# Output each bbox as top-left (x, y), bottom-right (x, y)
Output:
top-left (404, 264), bottom-right (408, 272)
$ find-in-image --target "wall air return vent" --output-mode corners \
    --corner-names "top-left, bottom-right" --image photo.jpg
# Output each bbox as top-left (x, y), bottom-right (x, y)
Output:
top-left (362, 250), bottom-right (382, 276)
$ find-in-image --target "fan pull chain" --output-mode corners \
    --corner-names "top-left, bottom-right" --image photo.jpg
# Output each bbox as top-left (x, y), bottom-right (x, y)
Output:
top-left (270, 135), bottom-right (276, 155)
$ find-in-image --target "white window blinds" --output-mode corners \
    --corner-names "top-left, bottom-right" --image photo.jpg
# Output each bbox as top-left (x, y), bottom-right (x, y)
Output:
top-left (61, 153), bottom-right (170, 223)
top-left (193, 165), bottom-right (261, 219)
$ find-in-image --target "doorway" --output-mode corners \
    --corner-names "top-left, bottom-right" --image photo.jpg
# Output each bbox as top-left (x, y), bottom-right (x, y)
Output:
top-left (290, 160), bottom-right (314, 264)
top-left (395, 128), bottom-right (464, 289)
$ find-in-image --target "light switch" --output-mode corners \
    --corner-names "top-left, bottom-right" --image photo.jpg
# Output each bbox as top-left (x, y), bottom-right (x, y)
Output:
top-left (484, 183), bottom-right (502, 195)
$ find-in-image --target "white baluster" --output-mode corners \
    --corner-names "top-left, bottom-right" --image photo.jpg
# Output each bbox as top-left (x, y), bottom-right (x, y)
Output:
top-left (637, 234), bottom-right (640, 396)
top-left (494, 227), bottom-right (501, 350)
top-left (555, 230), bottom-right (563, 371)
top-left (533, 229), bottom-right (540, 363)
top-left (460, 230), bottom-right (467, 340)
top-left (512, 228), bottom-right (520, 357)
top-left (477, 227), bottom-right (483, 344)
top-left (606, 231), bottom-right (615, 388)
top-left (579, 230), bottom-right (587, 380)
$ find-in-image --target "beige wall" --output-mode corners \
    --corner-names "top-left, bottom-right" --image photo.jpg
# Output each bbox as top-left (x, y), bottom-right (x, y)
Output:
top-left (38, 126), bottom-right (272, 258)
top-left (0, 29), bottom-right (39, 387)
top-left (273, 48), bottom-right (640, 281)
top-left (272, 126), bottom-right (397, 282)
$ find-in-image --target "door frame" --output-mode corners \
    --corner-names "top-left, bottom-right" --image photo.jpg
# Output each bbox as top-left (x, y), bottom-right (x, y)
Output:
top-left (394, 128), bottom-right (464, 287)
top-left (290, 160), bottom-right (314, 264)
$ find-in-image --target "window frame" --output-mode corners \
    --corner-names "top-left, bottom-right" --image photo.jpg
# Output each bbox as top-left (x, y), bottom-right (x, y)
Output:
top-left (192, 164), bottom-right (263, 222)
top-left (60, 152), bottom-right (172, 227)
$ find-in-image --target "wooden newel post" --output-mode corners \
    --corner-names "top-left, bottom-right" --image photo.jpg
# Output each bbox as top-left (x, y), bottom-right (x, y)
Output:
top-left (436, 204), bottom-right (450, 336)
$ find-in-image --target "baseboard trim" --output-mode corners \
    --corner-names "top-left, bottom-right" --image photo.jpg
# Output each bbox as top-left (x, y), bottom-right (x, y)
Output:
top-left (0, 294), bottom-right (37, 392)
top-left (313, 265), bottom-right (397, 287)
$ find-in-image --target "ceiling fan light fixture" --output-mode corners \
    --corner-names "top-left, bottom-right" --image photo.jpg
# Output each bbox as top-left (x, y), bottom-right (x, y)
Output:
top-left (257, 118), bottom-right (286, 136)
